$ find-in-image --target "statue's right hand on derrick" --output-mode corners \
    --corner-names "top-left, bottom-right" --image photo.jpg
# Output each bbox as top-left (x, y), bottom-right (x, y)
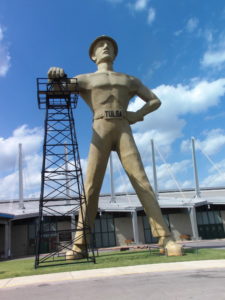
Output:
top-left (48, 67), bottom-right (67, 80)
top-left (47, 67), bottom-right (69, 92)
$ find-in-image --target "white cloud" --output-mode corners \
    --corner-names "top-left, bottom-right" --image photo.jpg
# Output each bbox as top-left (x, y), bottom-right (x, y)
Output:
top-left (0, 27), bottom-right (4, 41)
top-left (200, 129), bottom-right (225, 155)
top-left (128, 78), bottom-right (225, 158)
top-left (105, 147), bottom-right (191, 193)
top-left (0, 125), bottom-right (43, 173)
top-left (22, 154), bottom-right (42, 197)
top-left (143, 60), bottom-right (167, 80)
top-left (205, 111), bottom-right (225, 121)
top-left (202, 172), bottom-right (225, 187)
top-left (147, 7), bottom-right (155, 25)
top-left (182, 129), bottom-right (225, 156)
top-left (0, 124), bottom-right (94, 200)
top-left (131, 78), bottom-right (225, 116)
top-left (147, 159), bottom-right (192, 190)
top-left (115, 175), bottom-right (132, 193)
top-left (0, 153), bottom-right (42, 200)
top-left (186, 17), bottom-right (199, 33)
top-left (208, 158), bottom-right (225, 175)
top-left (126, 0), bottom-right (155, 25)
top-left (114, 159), bottom-right (192, 193)
top-left (133, 124), bottom-right (184, 159)
top-left (204, 29), bottom-right (213, 43)
top-left (80, 158), bottom-right (88, 177)
top-left (202, 159), bottom-right (225, 187)
top-left (0, 25), bottom-right (11, 76)
top-left (175, 17), bottom-right (202, 37)
top-left (174, 30), bottom-right (183, 37)
top-left (0, 172), bottom-right (19, 200)
top-left (134, 0), bottom-right (149, 11)
top-left (0, 125), bottom-right (43, 200)
top-left (201, 49), bottom-right (225, 68)
top-left (154, 79), bottom-right (225, 114)
top-left (201, 31), bottom-right (225, 68)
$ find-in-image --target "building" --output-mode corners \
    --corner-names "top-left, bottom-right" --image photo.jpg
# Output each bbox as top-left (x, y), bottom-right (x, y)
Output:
top-left (1, 187), bottom-right (225, 259)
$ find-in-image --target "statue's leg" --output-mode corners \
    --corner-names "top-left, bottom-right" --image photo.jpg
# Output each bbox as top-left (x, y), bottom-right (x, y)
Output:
top-left (71, 120), bottom-right (112, 256)
top-left (116, 122), bottom-right (182, 255)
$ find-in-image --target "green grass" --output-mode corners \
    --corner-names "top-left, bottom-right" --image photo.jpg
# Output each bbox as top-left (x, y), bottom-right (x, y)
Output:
top-left (0, 248), bottom-right (225, 280)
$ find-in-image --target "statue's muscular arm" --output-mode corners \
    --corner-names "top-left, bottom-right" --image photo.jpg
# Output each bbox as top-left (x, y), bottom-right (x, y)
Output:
top-left (135, 77), bottom-right (161, 116)
top-left (71, 74), bottom-right (93, 108)
top-left (127, 77), bottom-right (161, 124)
top-left (47, 67), bottom-right (89, 95)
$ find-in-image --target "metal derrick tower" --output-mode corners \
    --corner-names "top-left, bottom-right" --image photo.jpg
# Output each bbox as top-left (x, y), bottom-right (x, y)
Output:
top-left (35, 78), bottom-right (95, 268)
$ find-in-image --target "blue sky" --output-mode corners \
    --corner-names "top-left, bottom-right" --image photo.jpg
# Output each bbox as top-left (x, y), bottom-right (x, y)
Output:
top-left (1, 0), bottom-right (225, 199)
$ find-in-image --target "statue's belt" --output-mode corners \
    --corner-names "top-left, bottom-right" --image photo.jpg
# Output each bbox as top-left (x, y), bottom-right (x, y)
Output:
top-left (94, 109), bottom-right (126, 120)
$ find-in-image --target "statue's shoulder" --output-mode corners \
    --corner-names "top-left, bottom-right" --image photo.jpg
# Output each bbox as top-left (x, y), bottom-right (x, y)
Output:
top-left (73, 73), bottom-right (94, 89)
top-left (110, 71), bottom-right (131, 79)
top-left (74, 73), bottom-right (92, 81)
top-left (121, 73), bottom-right (142, 88)
top-left (118, 72), bottom-right (140, 82)
top-left (128, 74), bottom-right (141, 83)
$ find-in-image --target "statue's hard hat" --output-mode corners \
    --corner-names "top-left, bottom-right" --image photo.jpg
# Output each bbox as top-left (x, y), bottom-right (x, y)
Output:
top-left (89, 35), bottom-right (118, 61)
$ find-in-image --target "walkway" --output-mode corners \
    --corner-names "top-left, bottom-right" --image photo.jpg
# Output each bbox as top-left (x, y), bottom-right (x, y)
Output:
top-left (1, 259), bottom-right (225, 289)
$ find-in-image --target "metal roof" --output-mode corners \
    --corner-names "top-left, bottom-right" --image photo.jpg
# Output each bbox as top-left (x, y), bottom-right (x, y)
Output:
top-left (0, 187), bottom-right (224, 219)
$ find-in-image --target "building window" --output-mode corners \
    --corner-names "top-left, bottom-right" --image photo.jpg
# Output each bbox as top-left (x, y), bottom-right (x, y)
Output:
top-left (142, 216), bottom-right (157, 244)
top-left (197, 210), bottom-right (225, 239)
top-left (93, 213), bottom-right (116, 248)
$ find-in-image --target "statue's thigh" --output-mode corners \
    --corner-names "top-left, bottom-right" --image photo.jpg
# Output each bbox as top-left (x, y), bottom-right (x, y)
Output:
top-left (85, 121), bottom-right (112, 184)
top-left (118, 130), bottom-right (147, 181)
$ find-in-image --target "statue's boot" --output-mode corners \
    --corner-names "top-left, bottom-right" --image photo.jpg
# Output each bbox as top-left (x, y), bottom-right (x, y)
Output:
top-left (66, 245), bottom-right (88, 260)
top-left (158, 236), bottom-right (183, 256)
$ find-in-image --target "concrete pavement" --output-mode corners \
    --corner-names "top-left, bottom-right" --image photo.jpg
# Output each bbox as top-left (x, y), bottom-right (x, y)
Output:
top-left (1, 259), bottom-right (225, 289)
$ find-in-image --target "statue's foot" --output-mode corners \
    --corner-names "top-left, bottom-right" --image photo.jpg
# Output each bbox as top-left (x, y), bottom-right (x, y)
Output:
top-left (158, 236), bottom-right (183, 256)
top-left (66, 250), bottom-right (85, 260)
top-left (66, 245), bottom-right (88, 260)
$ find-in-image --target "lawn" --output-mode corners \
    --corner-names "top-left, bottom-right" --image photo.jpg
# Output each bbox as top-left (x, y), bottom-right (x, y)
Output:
top-left (0, 248), bottom-right (225, 280)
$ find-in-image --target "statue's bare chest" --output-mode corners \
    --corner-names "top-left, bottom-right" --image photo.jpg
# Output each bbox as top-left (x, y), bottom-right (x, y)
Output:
top-left (88, 72), bottom-right (132, 90)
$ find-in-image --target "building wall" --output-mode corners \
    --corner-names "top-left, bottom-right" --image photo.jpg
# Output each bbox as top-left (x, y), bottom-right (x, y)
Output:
top-left (114, 216), bottom-right (133, 246)
top-left (11, 223), bottom-right (28, 257)
top-left (114, 215), bottom-right (146, 246)
top-left (169, 212), bottom-right (192, 240)
top-left (3, 207), bottom-right (225, 258)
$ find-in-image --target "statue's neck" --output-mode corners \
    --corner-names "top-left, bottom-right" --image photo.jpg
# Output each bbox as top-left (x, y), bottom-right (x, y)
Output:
top-left (96, 62), bottom-right (114, 72)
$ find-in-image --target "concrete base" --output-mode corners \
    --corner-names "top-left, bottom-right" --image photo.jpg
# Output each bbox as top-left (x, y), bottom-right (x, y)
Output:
top-left (165, 242), bottom-right (183, 256)
top-left (159, 237), bottom-right (183, 256)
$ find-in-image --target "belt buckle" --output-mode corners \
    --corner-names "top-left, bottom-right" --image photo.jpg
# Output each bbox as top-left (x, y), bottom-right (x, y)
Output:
top-left (104, 110), bottom-right (123, 119)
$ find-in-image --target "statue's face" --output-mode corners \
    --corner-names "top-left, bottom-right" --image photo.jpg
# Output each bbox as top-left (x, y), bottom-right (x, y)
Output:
top-left (92, 39), bottom-right (115, 64)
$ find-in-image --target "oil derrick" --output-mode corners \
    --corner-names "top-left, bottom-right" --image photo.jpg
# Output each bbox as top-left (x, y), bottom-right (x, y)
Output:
top-left (35, 78), bottom-right (95, 267)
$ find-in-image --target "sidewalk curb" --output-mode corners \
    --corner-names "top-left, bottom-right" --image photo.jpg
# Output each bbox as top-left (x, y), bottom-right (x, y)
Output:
top-left (1, 259), bottom-right (225, 289)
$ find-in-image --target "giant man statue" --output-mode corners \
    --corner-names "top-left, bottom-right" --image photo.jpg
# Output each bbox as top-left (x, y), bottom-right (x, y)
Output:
top-left (48, 36), bottom-right (182, 257)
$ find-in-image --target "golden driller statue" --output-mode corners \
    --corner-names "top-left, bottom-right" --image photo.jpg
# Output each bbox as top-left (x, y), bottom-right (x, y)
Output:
top-left (48, 36), bottom-right (182, 257)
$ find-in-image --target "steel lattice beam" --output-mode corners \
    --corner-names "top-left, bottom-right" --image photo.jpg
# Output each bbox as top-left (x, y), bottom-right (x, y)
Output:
top-left (35, 78), bottom-right (95, 268)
